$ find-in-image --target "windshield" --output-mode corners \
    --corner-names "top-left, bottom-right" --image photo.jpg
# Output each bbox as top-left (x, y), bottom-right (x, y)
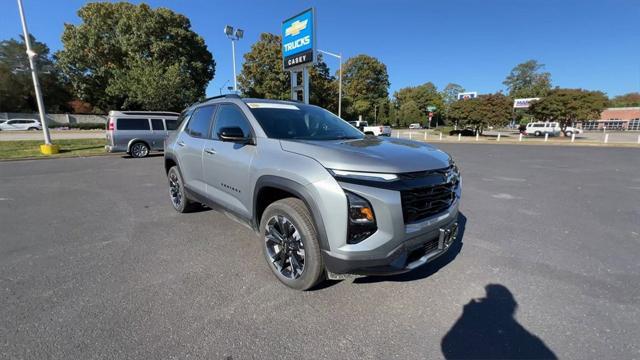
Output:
top-left (247, 102), bottom-right (364, 140)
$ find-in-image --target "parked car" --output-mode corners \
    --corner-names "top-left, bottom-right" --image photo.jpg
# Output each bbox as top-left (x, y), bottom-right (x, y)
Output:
top-left (363, 124), bottom-right (392, 136)
top-left (0, 119), bottom-right (42, 131)
top-left (409, 123), bottom-right (422, 129)
top-left (449, 128), bottom-right (476, 136)
top-left (164, 94), bottom-right (462, 290)
top-left (105, 111), bottom-right (180, 157)
top-left (525, 122), bottom-right (582, 136)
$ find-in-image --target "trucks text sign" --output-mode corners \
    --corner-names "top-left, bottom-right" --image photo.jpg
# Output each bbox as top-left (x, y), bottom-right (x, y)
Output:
top-left (282, 8), bottom-right (315, 70)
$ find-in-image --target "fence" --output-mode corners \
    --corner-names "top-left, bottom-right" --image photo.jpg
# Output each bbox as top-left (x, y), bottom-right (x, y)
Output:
top-left (0, 113), bottom-right (107, 125)
top-left (393, 129), bottom-right (640, 145)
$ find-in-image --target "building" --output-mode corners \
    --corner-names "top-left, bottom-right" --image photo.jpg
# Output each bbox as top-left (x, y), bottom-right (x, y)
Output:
top-left (580, 107), bottom-right (640, 131)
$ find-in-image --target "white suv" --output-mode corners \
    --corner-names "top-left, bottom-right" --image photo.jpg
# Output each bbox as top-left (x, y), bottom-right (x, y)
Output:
top-left (0, 119), bottom-right (42, 131)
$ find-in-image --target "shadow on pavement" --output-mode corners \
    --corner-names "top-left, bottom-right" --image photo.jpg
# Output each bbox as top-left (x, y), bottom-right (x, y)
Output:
top-left (441, 284), bottom-right (557, 359)
top-left (352, 212), bottom-right (466, 284)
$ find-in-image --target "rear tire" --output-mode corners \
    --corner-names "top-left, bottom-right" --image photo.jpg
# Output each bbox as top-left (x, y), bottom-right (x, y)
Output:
top-left (167, 166), bottom-right (197, 213)
top-left (28, 127), bottom-right (38, 131)
top-left (565, 131), bottom-right (573, 136)
top-left (260, 198), bottom-right (325, 290)
top-left (130, 142), bottom-right (149, 158)
top-left (534, 131), bottom-right (542, 137)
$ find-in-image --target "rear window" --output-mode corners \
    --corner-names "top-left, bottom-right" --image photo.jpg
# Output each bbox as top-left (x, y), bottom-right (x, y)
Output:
top-left (151, 119), bottom-right (164, 130)
top-left (117, 118), bottom-right (150, 130)
top-left (165, 119), bottom-right (178, 130)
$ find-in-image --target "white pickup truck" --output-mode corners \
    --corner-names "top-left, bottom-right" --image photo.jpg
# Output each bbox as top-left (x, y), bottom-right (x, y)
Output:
top-left (348, 120), bottom-right (391, 136)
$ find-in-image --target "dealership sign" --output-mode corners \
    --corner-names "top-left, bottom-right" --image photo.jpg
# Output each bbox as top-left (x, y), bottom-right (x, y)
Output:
top-left (457, 92), bottom-right (478, 100)
top-left (513, 98), bottom-right (540, 108)
top-left (282, 8), bottom-right (316, 69)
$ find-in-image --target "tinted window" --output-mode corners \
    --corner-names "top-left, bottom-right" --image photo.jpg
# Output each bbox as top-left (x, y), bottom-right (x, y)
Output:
top-left (117, 118), bottom-right (150, 130)
top-left (151, 119), bottom-right (164, 130)
top-left (212, 104), bottom-right (253, 139)
top-left (186, 106), bottom-right (215, 138)
top-left (165, 119), bottom-right (178, 130)
top-left (248, 103), bottom-right (363, 140)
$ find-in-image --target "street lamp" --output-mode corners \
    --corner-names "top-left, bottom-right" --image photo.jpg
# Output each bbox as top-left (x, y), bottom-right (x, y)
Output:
top-left (16, 0), bottom-right (55, 153)
top-left (224, 25), bottom-right (243, 92)
top-left (318, 49), bottom-right (342, 118)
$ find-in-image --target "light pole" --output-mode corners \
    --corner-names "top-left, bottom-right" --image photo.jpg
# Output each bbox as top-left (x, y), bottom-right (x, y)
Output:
top-left (318, 49), bottom-right (342, 118)
top-left (16, 0), bottom-right (56, 153)
top-left (224, 25), bottom-right (243, 92)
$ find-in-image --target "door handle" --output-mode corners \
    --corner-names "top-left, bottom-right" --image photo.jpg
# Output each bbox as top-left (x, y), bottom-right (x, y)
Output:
top-left (177, 141), bottom-right (185, 147)
top-left (204, 148), bottom-right (216, 155)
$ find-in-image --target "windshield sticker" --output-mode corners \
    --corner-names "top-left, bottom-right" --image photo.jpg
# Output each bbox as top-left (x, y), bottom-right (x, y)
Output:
top-left (246, 103), bottom-right (300, 110)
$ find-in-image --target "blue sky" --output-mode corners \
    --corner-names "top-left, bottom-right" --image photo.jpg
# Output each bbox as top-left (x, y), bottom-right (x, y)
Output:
top-left (1, 0), bottom-right (639, 98)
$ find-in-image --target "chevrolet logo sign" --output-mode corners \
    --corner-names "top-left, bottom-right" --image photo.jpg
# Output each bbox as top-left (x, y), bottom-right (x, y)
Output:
top-left (285, 19), bottom-right (308, 37)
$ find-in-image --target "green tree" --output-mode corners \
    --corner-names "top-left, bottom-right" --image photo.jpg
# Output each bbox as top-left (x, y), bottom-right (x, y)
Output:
top-left (341, 54), bottom-right (389, 120)
top-left (56, 2), bottom-right (214, 112)
top-left (398, 100), bottom-right (423, 127)
top-left (394, 82), bottom-right (444, 125)
top-left (440, 83), bottom-right (465, 123)
top-left (238, 33), bottom-right (337, 112)
top-left (238, 33), bottom-right (289, 100)
top-left (503, 60), bottom-right (551, 98)
top-left (609, 92), bottom-right (640, 107)
top-left (528, 88), bottom-right (608, 135)
top-left (448, 93), bottom-right (511, 134)
top-left (0, 35), bottom-right (70, 112)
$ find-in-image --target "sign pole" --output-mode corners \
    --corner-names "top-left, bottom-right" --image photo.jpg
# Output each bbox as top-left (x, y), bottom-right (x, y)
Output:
top-left (302, 66), bottom-right (309, 104)
top-left (16, 0), bottom-right (56, 153)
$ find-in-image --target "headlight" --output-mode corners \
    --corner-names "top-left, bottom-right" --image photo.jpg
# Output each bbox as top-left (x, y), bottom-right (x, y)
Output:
top-left (345, 191), bottom-right (377, 244)
top-left (330, 169), bottom-right (398, 182)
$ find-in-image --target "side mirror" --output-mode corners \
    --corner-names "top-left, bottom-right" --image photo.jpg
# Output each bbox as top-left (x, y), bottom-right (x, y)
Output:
top-left (218, 126), bottom-right (251, 143)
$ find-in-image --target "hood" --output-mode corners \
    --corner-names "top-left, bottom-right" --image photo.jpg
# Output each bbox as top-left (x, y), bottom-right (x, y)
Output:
top-left (280, 136), bottom-right (451, 173)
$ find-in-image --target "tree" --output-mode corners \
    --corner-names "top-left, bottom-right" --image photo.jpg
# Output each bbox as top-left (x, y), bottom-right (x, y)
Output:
top-left (56, 2), bottom-right (214, 112)
top-left (398, 100), bottom-right (422, 126)
top-left (609, 92), bottom-right (640, 107)
top-left (0, 35), bottom-right (71, 112)
top-left (528, 88), bottom-right (608, 135)
top-left (441, 83), bottom-right (465, 123)
top-left (503, 60), bottom-right (552, 98)
top-left (238, 33), bottom-right (289, 100)
top-left (341, 54), bottom-right (389, 120)
top-left (448, 93), bottom-right (511, 134)
top-left (394, 82), bottom-right (444, 126)
top-left (238, 33), bottom-right (337, 112)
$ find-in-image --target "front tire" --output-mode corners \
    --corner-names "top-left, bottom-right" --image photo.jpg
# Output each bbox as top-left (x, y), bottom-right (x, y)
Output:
top-left (534, 131), bottom-right (542, 137)
top-left (167, 166), bottom-right (197, 213)
top-left (260, 198), bottom-right (324, 290)
top-left (28, 127), bottom-right (38, 131)
top-left (130, 142), bottom-right (150, 158)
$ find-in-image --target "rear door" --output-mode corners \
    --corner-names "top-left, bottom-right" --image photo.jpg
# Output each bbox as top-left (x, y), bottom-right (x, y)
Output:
top-left (176, 105), bottom-right (216, 195)
top-left (202, 103), bottom-right (257, 218)
top-left (150, 118), bottom-right (167, 150)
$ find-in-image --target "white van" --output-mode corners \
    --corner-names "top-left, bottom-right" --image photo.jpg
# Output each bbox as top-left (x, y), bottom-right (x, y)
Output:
top-left (525, 122), bottom-right (583, 136)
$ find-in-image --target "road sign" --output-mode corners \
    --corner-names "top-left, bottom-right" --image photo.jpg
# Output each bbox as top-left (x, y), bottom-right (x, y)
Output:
top-left (513, 98), bottom-right (540, 108)
top-left (282, 8), bottom-right (316, 70)
top-left (427, 106), bottom-right (436, 112)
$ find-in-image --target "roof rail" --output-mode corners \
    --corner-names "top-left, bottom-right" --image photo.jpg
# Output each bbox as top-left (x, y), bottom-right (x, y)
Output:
top-left (202, 94), bottom-right (241, 102)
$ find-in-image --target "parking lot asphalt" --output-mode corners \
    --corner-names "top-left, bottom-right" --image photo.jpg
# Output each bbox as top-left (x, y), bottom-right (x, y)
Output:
top-left (1, 144), bottom-right (639, 359)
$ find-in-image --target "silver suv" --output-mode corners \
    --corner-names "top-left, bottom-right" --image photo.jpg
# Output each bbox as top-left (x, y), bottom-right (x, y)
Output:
top-left (164, 95), bottom-right (461, 290)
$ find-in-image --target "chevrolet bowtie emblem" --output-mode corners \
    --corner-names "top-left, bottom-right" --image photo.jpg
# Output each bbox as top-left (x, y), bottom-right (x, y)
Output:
top-left (285, 19), bottom-right (308, 37)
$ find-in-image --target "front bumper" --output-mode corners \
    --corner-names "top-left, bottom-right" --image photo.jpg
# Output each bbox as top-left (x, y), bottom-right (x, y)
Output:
top-left (322, 214), bottom-right (459, 275)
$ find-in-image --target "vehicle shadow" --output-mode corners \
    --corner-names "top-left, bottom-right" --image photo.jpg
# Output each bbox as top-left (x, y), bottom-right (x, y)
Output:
top-left (441, 284), bottom-right (557, 359)
top-left (352, 212), bottom-right (466, 284)
top-left (122, 153), bottom-right (164, 159)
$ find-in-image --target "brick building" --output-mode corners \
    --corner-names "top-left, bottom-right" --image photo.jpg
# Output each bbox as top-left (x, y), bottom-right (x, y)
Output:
top-left (580, 107), bottom-right (640, 130)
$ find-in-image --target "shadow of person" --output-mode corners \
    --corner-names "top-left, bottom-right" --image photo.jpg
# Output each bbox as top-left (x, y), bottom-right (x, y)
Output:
top-left (441, 284), bottom-right (557, 360)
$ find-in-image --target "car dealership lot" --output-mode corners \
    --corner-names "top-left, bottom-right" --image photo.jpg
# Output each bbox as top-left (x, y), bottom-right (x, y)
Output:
top-left (1, 144), bottom-right (639, 359)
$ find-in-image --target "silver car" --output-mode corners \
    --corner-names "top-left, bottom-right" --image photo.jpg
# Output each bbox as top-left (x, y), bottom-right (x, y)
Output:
top-left (105, 111), bottom-right (180, 157)
top-left (164, 95), bottom-right (461, 290)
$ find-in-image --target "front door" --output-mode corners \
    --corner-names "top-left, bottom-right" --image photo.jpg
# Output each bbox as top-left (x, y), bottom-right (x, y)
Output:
top-left (202, 103), bottom-right (256, 219)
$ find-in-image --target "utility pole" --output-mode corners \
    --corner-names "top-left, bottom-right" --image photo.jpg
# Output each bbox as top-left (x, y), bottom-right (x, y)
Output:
top-left (16, 0), bottom-right (56, 153)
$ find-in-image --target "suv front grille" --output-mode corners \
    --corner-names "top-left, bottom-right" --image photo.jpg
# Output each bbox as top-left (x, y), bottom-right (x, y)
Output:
top-left (401, 183), bottom-right (455, 224)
